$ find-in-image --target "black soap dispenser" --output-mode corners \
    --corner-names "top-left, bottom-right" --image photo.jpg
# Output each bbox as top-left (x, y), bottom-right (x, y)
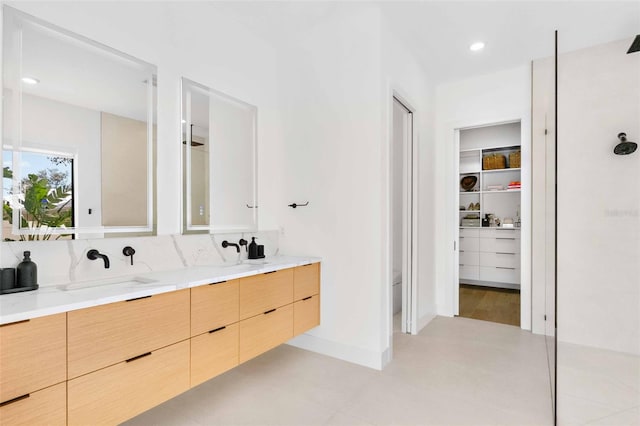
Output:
top-left (17, 251), bottom-right (38, 289)
top-left (248, 237), bottom-right (259, 260)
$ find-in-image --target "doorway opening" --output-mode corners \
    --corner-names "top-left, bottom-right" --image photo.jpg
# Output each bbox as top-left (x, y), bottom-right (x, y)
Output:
top-left (391, 96), bottom-right (415, 334)
top-left (454, 121), bottom-right (525, 327)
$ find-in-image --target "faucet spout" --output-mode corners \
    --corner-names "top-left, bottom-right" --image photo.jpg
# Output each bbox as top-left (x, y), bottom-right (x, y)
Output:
top-left (221, 240), bottom-right (240, 253)
top-left (87, 249), bottom-right (110, 269)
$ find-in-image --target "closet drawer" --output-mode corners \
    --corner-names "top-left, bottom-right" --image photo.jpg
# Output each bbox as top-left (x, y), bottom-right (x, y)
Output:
top-left (459, 228), bottom-right (480, 238)
top-left (459, 250), bottom-right (479, 266)
top-left (239, 269), bottom-right (293, 320)
top-left (68, 289), bottom-right (190, 379)
top-left (191, 323), bottom-right (239, 387)
top-left (0, 313), bottom-right (66, 402)
top-left (191, 280), bottom-right (239, 336)
top-left (479, 266), bottom-right (521, 284)
top-left (68, 340), bottom-right (190, 426)
top-left (294, 294), bottom-right (320, 335)
top-left (480, 252), bottom-right (520, 268)
top-left (458, 237), bottom-right (479, 252)
top-left (239, 304), bottom-right (293, 363)
top-left (482, 228), bottom-right (521, 239)
top-left (479, 237), bottom-right (520, 254)
top-left (293, 263), bottom-right (320, 301)
top-left (0, 382), bottom-right (66, 426)
top-left (459, 265), bottom-right (480, 281)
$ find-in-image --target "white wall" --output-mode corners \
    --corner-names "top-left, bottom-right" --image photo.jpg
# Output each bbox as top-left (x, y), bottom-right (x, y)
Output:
top-left (433, 65), bottom-right (532, 327)
top-left (554, 39), bottom-right (639, 355)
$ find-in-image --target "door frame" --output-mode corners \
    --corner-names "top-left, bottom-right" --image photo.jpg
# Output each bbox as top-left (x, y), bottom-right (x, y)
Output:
top-left (450, 114), bottom-right (532, 329)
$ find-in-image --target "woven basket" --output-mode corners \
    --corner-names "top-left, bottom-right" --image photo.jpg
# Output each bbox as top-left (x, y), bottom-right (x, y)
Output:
top-left (509, 151), bottom-right (521, 168)
top-left (482, 154), bottom-right (506, 170)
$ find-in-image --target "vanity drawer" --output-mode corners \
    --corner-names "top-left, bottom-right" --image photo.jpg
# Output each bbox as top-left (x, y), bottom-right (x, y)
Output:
top-left (68, 289), bottom-right (190, 379)
top-left (480, 252), bottom-right (521, 268)
top-left (459, 265), bottom-right (480, 281)
top-left (458, 250), bottom-right (479, 266)
top-left (0, 382), bottom-right (66, 426)
top-left (239, 268), bottom-right (293, 320)
top-left (191, 323), bottom-right (239, 387)
top-left (294, 294), bottom-right (320, 335)
top-left (479, 237), bottom-right (520, 254)
top-left (239, 304), bottom-right (293, 363)
top-left (0, 313), bottom-right (66, 403)
top-left (479, 266), bottom-right (521, 284)
top-left (68, 340), bottom-right (190, 426)
top-left (191, 280), bottom-right (239, 336)
top-left (459, 228), bottom-right (480, 238)
top-left (458, 236), bottom-right (479, 252)
top-left (294, 263), bottom-right (320, 301)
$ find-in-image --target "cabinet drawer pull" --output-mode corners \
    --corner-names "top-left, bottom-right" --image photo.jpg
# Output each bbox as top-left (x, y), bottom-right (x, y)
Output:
top-left (0, 394), bottom-right (30, 407)
top-left (263, 271), bottom-right (277, 275)
top-left (459, 250), bottom-right (465, 252)
top-left (496, 252), bottom-right (516, 255)
top-left (496, 267), bottom-right (516, 270)
top-left (208, 326), bottom-right (226, 334)
top-left (209, 280), bottom-right (227, 285)
top-left (125, 295), bottom-right (151, 302)
top-left (302, 263), bottom-right (313, 267)
top-left (302, 296), bottom-right (313, 301)
top-left (264, 308), bottom-right (276, 314)
top-left (125, 352), bottom-right (152, 363)
top-left (459, 264), bottom-right (464, 266)
top-left (496, 238), bottom-right (516, 240)
top-left (0, 319), bottom-right (30, 328)
top-left (459, 237), bottom-right (465, 239)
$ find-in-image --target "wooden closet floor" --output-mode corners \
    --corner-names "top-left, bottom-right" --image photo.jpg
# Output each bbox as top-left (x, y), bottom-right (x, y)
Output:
top-left (458, 284), bottom-right (520, 327)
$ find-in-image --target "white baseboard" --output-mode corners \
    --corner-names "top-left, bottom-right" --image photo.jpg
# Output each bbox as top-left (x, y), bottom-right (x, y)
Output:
top-left (287, 333), bottom-right (385, 370)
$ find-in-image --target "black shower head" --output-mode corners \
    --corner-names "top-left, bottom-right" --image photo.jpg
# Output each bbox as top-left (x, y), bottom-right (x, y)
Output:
top-left (614, 133), bottom-right (637, 155)
top-left (628, 35), bottom-right (640, 54)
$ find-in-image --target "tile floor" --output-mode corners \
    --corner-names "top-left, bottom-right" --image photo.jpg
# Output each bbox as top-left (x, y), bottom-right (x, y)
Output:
top-left (125, 316), bottom-right (554, 426)
top-left (557, 342), bottom-right (640, 426)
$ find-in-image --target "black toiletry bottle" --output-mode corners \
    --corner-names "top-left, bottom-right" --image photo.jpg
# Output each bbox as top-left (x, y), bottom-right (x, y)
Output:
top-left (248, 237), bottom-right (259, 259)
top-left (17, 251), bottom-right (37, 288)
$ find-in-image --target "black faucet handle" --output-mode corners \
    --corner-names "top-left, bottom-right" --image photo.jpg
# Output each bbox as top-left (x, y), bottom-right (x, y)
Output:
top-left (238, 239), bottom-right (248, 252)
top-left (123, 246), bottom-right (136, 266)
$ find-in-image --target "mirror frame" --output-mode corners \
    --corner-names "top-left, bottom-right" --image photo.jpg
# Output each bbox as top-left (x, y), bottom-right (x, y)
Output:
top-left (2, 6), bottom-right (157, 239)
top-left (181, 78), bottom-right (258, 234)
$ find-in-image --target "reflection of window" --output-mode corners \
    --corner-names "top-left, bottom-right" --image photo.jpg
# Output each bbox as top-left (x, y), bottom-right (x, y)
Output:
top-left (2, 150), bottom-right (74, 240)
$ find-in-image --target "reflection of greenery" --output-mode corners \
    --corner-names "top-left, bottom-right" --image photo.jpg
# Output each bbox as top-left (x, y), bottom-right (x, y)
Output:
top-left (3, 173), bottom-right (72, 241)
top-left (3, 167), bottom-right (12, 178)
top-left (21, 168), bottom-right (68, 191)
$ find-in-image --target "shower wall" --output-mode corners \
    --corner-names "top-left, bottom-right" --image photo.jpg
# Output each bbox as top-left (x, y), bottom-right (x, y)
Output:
top-left (557, 38), bottom-right (639, 355)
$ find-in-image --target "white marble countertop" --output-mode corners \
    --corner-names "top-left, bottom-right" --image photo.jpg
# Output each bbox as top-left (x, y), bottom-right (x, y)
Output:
top-left (0, 255), bottom-right (321, 325)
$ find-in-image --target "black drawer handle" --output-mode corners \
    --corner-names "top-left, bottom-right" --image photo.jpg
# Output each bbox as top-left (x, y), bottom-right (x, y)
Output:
top-left (459, 264), bottom-right (464, 266)
top-left (496, 252), bottom-right (516, 255)
top-left (459, 250), bottom-right (465, 253)
top-left (264, 308), bottom-right (276, 314)
top-left (496, 238), bottom-right (516, 240)
top-left (302, 296), bottom-right (313, 301)
top-left (0, 394), bottom-right (30, 407)
top-left (126, 295), bottom-right (151, 302)
top-left (263, 271), bottom-right (277, 275)
top-left (209, 280), bottom-right (227, 285)
top-left (0, 319), bottom-right (30, 328)
top-left (302, 263), bottom-right (313, 267)
top-left (126, 352), bottom-right (152, 363)
top-left (496, 267), bottom-right (516, 270)
top-left (459, 236), bottom-right (465, 239)
top-left (208, 326), bottom-right (226, 334)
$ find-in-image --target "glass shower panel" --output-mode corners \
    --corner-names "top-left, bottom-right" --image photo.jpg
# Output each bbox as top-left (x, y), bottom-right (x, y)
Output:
top-left (555, 35), bottom-right (640, 425)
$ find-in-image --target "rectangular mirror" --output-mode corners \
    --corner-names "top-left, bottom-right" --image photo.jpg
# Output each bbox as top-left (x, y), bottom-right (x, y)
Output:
top-left (181, 78), bottom-right (257, 233)
top-left (2, 7), bottom-right (156, 241)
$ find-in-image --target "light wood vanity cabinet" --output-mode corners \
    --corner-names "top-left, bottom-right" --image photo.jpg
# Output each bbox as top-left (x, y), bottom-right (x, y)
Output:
top-left (1, 262), bottom-right (320, 425)
top-left (67, 289), bottom-right (190, 379)
top-left (68, 340), bottom-right (190, 426)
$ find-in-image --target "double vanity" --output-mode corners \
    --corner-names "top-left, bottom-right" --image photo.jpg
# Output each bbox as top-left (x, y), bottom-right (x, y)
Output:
top-left (0, 258), bottom-right (321, 425)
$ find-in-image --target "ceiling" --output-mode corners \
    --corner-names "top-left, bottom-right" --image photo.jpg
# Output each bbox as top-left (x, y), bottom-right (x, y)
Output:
top-left (209, 1), bottom-right (640, 85)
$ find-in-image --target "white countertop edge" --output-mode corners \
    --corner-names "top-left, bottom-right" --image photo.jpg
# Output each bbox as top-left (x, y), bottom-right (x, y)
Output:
top-left (0, 255), bottom-right (322, 325)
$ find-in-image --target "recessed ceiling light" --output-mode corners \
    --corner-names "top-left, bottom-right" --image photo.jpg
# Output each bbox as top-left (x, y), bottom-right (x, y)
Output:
top-left (469, 42), bottom-right (485, 52)
top-left (21, 77), bottom-right (40, 85)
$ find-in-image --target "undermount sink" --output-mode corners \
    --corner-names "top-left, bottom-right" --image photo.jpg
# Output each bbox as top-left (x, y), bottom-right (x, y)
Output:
top-left (243, 259), bottom-right (271, 265)
top-left (58, 276), bottom-right (158, 291)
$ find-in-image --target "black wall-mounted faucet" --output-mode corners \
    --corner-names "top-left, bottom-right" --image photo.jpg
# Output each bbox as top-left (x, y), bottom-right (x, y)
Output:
top-left (123, 246), bottom-right (136, 265)
top-left (87, 249), bottom-right (110, 269)
top-left (222, 240), bottom-right (240, 253)
top-left (238, 239), bottom-right (248, 252)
